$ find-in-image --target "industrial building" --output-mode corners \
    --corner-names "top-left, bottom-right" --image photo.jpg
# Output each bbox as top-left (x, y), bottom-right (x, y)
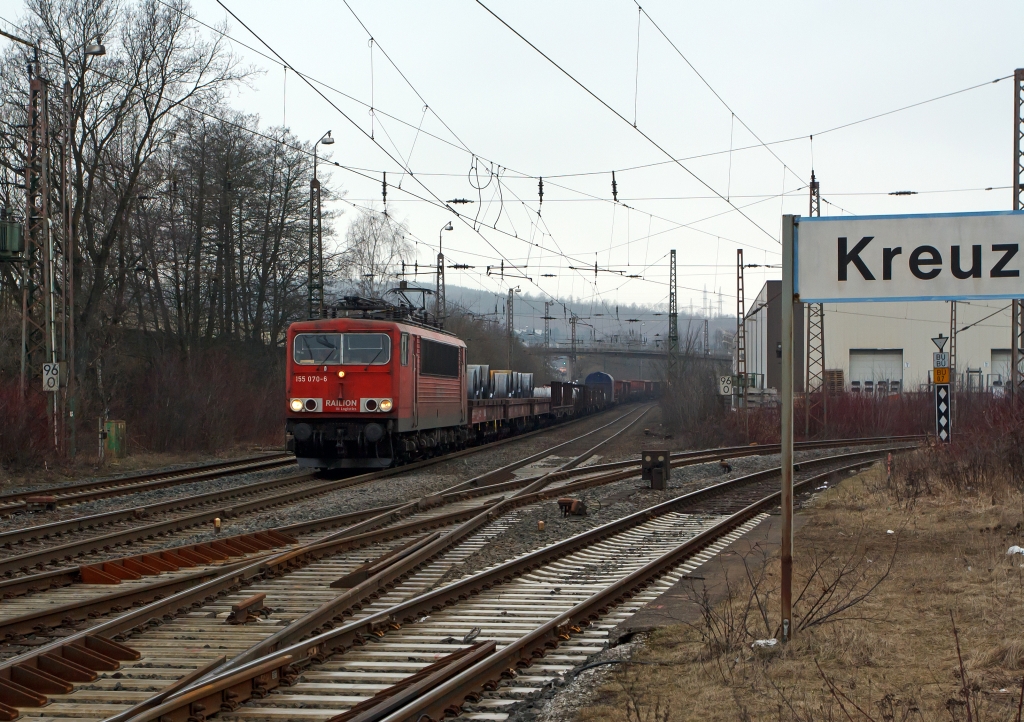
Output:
top-left (738, 280), bottom-right (1012, 397)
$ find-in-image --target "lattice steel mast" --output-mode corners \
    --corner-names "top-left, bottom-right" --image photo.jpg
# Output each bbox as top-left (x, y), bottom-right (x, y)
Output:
top-left (21, 58), bottom-right (55, 398)
top-left (805, 172), bottom-right (825, 435)
top-left (667, 249), bottom-right (678, 379)
top-left (736, 249), bottom-right (747, 410)
top-left (506, 288), bottom-right (515, 369)
top-left (570, 314), bottom-right (578, 381)
top-left (543, 301), bottom-right (551, 348)
top-left (1012, 68), bottom-right (1024, 402)
top-left (307, 176), bottom-right (323, 319)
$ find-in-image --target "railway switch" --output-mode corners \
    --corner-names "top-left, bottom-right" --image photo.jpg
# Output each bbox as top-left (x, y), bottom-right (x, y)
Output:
top-left (641, 449), bottom-right (671, 490)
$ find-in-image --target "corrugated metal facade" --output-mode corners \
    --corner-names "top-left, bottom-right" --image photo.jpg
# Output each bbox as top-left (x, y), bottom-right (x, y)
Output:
top-left (737, 281), bottom-right (1013, 392)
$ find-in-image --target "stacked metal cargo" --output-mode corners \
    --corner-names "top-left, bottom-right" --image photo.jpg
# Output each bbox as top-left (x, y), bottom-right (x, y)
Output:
top-left (467, 364), bottom-right (491, 398)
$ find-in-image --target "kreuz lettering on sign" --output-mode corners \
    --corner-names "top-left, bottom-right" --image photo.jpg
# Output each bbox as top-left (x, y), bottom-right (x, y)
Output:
top-left (797, 211), bottom-right (1024, 303)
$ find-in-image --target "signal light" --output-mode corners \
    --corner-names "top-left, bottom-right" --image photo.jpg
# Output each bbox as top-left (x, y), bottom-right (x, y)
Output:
top-left (379, 398), bottom-right (393, 412)
top-left (289, 399), bottom-right (303, 412)
top-left (337, 370), bottom-right (345, 378)
top-left (365, 399), bottom-right (378, 411)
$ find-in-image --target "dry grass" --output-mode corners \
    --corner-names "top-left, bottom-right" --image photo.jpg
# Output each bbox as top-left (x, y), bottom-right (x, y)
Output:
top-left (574, 456), bottom-right (1024, 721)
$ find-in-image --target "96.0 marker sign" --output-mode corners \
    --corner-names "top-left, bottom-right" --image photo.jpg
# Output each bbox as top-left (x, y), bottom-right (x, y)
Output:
top-left (42, 363), bottom-right (63, 393)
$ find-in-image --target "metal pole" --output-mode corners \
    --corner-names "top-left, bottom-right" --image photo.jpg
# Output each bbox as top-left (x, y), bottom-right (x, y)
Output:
top-left (1013, 69), bottom-right (1024, 403)
top-left (316, 169), bottom-right (323, 320)
top-left (308, 151), bottom-right (316, 320)
top-left (1014, 300), bottom-right (1020, 404)
top-left (736, 249), bottom-right (747, 416)
top-left (543, 301), bottom-right (551, 348)
top-left (780, 214), bottom-right (796, 642)
top-left (506, 289), bottom-right (514, 369)
top-left (64, 77), bottom-right (75, 459)
top-left (668, 249), bottom-right (678, 378)
top-left (570, 315), bottom-right (577, 381)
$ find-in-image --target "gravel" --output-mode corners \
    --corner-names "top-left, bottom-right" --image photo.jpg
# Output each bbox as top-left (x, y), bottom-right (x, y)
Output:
top-left (429, 443), bottom-right (889, 591)
top-left (504, 634), bottom-right (649, 722)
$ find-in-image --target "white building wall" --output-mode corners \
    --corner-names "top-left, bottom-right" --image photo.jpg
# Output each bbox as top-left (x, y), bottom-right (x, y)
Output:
top-left (745, 284), bottom-right (769, 389)
top-left (818, 300), bottom-right (1012, 391)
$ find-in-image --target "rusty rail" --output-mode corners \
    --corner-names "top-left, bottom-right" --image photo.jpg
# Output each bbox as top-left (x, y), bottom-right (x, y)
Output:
top-left (0, 454), bottom-right (293, 514)
top-left (139, 451), bottom-right (899, 722)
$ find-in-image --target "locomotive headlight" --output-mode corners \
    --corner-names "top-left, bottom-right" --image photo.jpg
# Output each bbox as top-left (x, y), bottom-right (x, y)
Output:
top-left (337, 370), bottom-right (346, 378)
top-left (379, 398), bottom-right (393, 412)
top-left (289, 398), bottom-right (304, 412)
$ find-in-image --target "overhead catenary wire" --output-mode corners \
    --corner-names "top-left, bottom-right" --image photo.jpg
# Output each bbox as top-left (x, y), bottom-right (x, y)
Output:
top-left (0, 9), bottom-right (637, 309)
top-left (211, 0), bottom-right (610, 319)
top-left (92, 3), bottom-right (1000, 271)
top-left (474, 0), bottom-right (781, 244)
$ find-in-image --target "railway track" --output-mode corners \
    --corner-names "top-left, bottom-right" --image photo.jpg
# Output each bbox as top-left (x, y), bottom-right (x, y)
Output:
top-left (0, 430), bottom-right (914, 646)
top-left (0, 424), bottom-right (906, 610)
top-left (0, 408), bottom-right (653, 649)
top-left (0, 433), bottom-right (912, 721)
top-left (113, 449), bottom-right (896, 722)
top-left (0, 454), bottom-right (295, 516)
top-left (0, 406), bottom-right (663, 583)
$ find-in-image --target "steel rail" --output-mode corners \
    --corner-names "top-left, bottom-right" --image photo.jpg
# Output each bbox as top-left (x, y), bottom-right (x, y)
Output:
top-left (0, 454), bottom-right (293, 513)
top-left (0, 430), bottom-right (903, 618)
top-left (207, 444), bottom-right (904, 679)
top-left (0, 407), bottom-right (651, 608)
top-left (0, 408), bottom-right (651, 672)
top-left (133, 450), bottom-right (901, 722)
top-left (382, 459), bottom-right (874, 722)
top-left (0, 406), bottom-right (650, 578)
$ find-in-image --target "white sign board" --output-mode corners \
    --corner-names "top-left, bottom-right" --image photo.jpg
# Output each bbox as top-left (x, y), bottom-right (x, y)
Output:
top-left (42, 363), bottom-right (60, 392)
top-left (795, 211), bottom-right (1024, 303)
top-left (718, 376), bottom-right (733, 396)
top-left (932, 352), bottom-right (949, 368)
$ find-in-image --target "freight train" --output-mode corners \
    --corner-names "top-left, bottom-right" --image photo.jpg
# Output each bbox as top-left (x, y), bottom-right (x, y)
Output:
top-left (285, 298), bottom-right (656, 470)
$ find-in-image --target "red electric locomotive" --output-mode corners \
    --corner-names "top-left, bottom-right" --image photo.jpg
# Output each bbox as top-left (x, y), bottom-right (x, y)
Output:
top-left (286, 314), bottom-right (467, 469)
top-left (285, 294), bottom-right (653, 469)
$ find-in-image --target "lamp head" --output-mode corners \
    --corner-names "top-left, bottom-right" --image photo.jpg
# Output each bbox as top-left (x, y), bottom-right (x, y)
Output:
top-left (84, 37), bottom-right (106, 56)
top-left (443, 222), bottom-right (453, 232)
top-left (321, 131), bottom-right (334, 145)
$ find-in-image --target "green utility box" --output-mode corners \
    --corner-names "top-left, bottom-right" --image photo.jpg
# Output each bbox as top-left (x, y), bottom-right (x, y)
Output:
top-left (0, 220), bottom-right (24, 261)
top-left (103, 420), bottom-right (127, 459)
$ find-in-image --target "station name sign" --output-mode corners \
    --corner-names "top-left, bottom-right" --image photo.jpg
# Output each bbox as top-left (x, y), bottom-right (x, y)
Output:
top-left (795, 211), bottom-right (1024, 303)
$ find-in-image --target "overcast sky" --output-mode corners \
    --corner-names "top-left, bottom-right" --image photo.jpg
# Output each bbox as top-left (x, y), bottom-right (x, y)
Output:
top-left (3, 0), bottom-right (1022, 322)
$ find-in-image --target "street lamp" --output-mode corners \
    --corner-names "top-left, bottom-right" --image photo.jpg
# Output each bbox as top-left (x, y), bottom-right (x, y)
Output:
top-left (62, 35), bottom-right (105, 459)
top-left (309, 131), bottom-right (333, 319)
top-left (84, 38), bottom-right (106, 56)
top-left (436, 222), bottom-right (453, 327)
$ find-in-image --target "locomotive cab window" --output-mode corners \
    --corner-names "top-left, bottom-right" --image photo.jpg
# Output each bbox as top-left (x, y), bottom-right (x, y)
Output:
top-left (400, 333), bottom-right (409, 366)
top-left (343, 333), bottom-right (391, 365)
top-left (293, 333), bottom-right (341, 365)
top-left (293, 333), bottom-right (391, 365)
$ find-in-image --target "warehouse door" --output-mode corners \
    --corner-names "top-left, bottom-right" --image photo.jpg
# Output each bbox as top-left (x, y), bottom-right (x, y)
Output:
top-left (849, 349), bottom-right (903, 394)
top-left (991, 349), bottom-right (1010, 389)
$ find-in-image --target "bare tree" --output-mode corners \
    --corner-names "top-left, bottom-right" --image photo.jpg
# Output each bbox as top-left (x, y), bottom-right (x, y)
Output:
top-left (342, 208), bottom-right (414, 299)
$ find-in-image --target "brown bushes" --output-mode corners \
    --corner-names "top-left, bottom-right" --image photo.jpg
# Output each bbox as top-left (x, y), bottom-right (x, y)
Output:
top-left (0, 342), bottom-right (284, 469)
top-left (114, 345), bottom-right (284, 453)
top-left (0, 381), bottom-right (51, 467)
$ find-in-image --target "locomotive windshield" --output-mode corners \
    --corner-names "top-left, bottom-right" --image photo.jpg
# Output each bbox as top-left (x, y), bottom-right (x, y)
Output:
top-left (343, 333), bottom-right (391, 365)
top-left (293, 333), bottom-right (391, 365)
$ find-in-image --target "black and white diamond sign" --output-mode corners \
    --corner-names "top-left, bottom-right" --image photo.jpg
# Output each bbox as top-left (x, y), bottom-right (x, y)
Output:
top-left (935, 384), bottom-right (951, 443)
